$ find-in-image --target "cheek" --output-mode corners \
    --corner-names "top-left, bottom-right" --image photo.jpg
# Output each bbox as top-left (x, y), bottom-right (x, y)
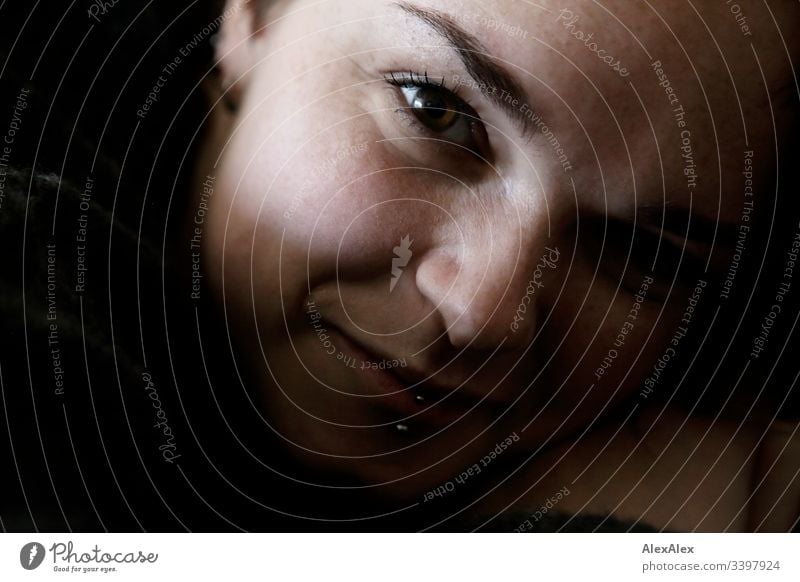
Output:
top-left (205, 109), bottom-right (420, 319)
top-left (296, 170), bottom-right (447, 280)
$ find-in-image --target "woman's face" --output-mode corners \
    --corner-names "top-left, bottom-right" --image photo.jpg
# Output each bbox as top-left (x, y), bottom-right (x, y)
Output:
top-left (197, 0), bottom-right (797, 496)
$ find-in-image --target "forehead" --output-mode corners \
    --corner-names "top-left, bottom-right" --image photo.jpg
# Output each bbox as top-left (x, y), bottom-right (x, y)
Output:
top-left (406, 0), bottom-right (796, 114)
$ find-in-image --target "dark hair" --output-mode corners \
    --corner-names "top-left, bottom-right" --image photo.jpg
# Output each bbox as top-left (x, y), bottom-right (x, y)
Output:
top-left (0, 1), bottom-right (274, 531)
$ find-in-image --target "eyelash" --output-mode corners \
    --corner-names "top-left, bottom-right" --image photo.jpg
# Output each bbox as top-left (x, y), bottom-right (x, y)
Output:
top-left (382, 70), bottom-right (490, 160)
top-left (384, 70), bottom-right (458, 95)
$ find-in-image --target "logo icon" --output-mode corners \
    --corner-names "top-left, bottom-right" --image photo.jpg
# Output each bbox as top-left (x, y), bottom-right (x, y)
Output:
top-left (20, 542), bottom-right (45, 570)
top-left (390, 235), bottom-right (414, 293)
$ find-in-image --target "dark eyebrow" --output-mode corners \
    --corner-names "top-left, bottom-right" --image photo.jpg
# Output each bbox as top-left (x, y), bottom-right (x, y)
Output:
top-left (395, 2), bottom-right (536, 137)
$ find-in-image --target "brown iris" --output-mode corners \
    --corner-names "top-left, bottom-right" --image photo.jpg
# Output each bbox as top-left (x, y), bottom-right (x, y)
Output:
top-left (408, 86), bottom-right (461, 131)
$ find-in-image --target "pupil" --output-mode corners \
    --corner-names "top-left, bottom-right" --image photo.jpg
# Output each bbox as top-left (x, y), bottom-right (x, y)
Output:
top-left (413, 89), bottom-right (449, 120)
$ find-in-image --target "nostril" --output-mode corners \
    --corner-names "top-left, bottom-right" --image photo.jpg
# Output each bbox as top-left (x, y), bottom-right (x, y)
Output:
top-left (446, 307), bottom-right (538, 353)
top-left (440, 296), bottom-right (521, 350)
top-left (444, 311), bottom-right (483, 350)
top-left (415, 236), bottom-right (557, 353)
top-left (417, 249), bottom-right (544, 352)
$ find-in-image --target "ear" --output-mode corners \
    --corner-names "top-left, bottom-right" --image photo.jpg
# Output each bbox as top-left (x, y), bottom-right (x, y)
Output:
top-left (206, 0), bottom-right (264, 114)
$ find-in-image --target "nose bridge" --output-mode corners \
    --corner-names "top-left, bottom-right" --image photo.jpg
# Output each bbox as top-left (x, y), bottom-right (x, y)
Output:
top-left (416, 209), bottom-right (560, 351)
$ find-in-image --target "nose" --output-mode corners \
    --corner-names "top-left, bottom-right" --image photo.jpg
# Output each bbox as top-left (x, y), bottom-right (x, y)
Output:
top-left (415, 215), bottom-right (561, 352)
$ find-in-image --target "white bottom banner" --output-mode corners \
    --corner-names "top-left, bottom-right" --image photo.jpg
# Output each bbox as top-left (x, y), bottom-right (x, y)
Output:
top-left (1, 533), bottom-right (797, 581)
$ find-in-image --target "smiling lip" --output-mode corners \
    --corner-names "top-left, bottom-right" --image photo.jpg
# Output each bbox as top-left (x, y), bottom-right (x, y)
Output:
top-left (329, 326), bottom-right (506, 428)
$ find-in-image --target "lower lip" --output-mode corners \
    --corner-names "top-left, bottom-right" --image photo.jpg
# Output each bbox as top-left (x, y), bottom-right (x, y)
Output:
top-left (330, 328), bottom-right (477, 428)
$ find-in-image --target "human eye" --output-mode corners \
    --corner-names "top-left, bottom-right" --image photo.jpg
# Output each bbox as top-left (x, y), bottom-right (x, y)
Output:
top-left (384, 71), bottom-right (491, 160)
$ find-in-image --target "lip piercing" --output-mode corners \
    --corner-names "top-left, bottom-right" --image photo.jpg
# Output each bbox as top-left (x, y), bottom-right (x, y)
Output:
top-left (395, 391), bottom-right (426, 433)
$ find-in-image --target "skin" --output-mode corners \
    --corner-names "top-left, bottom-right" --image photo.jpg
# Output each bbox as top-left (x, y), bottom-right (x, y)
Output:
top-left (193, 0), bottom-right (799, 530)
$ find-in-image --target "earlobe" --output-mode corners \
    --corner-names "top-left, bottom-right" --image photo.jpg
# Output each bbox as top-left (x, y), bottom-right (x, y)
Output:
top-left (202, 67), bottom-right (240, 119)
top-left (222, 92), bottom-right (240, 113)
top-left (205, 62), bottom-right (241, 114)
top-left (209, 0), bottom-right (263, 113)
